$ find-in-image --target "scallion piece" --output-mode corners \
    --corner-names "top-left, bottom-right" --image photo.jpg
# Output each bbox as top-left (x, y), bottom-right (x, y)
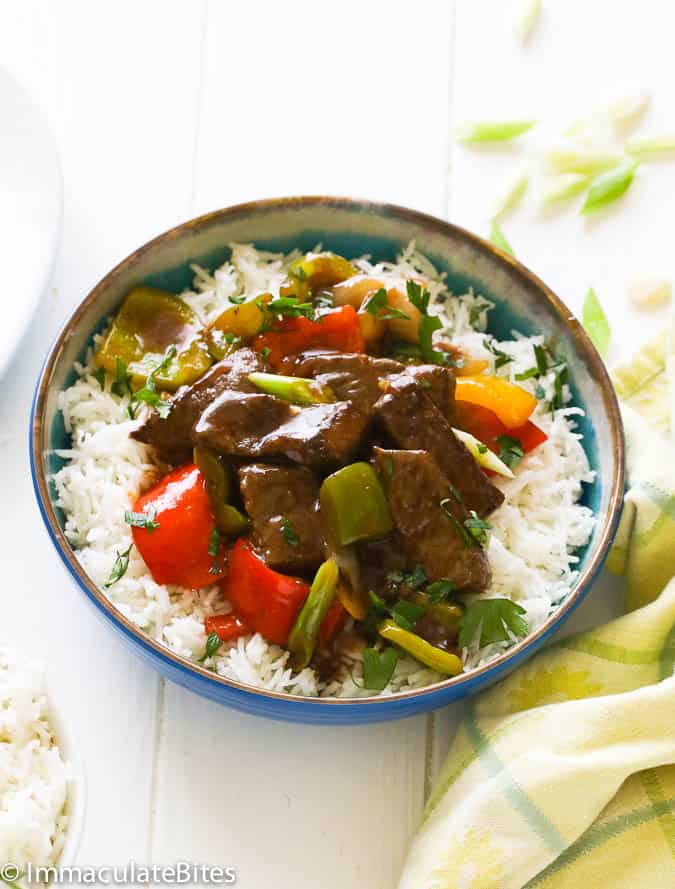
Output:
top-left (581, 159), bottom-right (639, 215)
top-left (540, 173), bottom-right (590, 206)
top-left (626, 135), bottom-right (675, 158)
top-left (544, 147), bottom-right (624, 175)
top-left (493, 169), bottom-right (529, 219)
top-left (452, 427), bottom-right (514, 478)
top-left (490, 219), bottom-right (515, 256)
top-left (582, 288), bottom-right (610, 358)
top-left (457, 120), bottom-right (536, 143)
top-left (516, 0), bottom-right (542, 44)
top-left (628, 277), bottom-right (672, 310)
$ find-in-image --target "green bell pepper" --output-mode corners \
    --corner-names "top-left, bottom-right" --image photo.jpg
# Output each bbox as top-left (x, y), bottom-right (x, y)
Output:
top-left (95, 286), bottom-right (212, 390)
top-left (320, 463), bottom-right (393, 547)
top-left (193, 447), bottom-right (249, 537)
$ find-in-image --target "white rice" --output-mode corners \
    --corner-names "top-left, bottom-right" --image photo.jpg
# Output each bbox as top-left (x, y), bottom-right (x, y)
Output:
top-left (0, 646), bottom-right (69, 868)
top-left (52, 243), bottom-right (595, 697)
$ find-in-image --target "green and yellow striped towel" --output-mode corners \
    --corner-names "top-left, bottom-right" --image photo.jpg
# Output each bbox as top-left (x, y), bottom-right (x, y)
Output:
top-left (398, 338), bottom-right (675, 889)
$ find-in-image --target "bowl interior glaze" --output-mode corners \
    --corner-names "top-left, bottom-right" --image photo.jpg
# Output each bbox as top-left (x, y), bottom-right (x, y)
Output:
top-left (32, 197), bottom-right (624, 724)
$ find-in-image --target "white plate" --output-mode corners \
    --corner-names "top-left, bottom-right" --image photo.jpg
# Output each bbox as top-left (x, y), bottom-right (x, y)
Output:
top-left (0, 68), bottom-right (62, 379)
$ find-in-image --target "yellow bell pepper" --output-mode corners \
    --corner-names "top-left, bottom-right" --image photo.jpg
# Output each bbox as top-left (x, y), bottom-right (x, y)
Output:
top-left (207, 293), bottom-right (272, 357)
top-left (455, 375), bottom-right (537, 429)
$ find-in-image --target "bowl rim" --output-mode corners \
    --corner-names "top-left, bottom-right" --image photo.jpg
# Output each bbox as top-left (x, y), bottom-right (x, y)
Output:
top-left (30, 194), bottom-right (625, 708)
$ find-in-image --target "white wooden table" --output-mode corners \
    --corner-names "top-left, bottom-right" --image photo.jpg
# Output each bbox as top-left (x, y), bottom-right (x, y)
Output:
top-left (1, 2), bottom-right (671, 885)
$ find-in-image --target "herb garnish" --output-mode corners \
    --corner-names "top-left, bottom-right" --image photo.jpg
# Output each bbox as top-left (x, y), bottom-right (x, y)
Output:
top-left (228, 293), bottom-right (247, 305)
top-left (550, 363), bottom-right (568, 412)
top-left (464, 511), bottom-right (491, 547)
top-left (104, 544), bottom-right (133, 589)
top-left (314, 292), bottom-right (334, 309)
top-left (365, 288), bottom-right (410, 321)
top-left (406, 281), bottom-right (446, 365)
top-left (208, 527), bottom-right (223, 574)
top-left (124, 507), bottom-right (160, 532)
top-left (485, 340), bottom-right (513, 370)
top-left (266, 296), bottom-right (315, 320)
top-left (440, 498), bottom-right (474, 547)
top-left (198, 631), bottom-right (223, 663)
top-left (260, 347), bottom-right (271, 361)
top-left (425, 579), bottom-right (455, 603)
top-left (93, 367), bottom-right (106, 389)
top-left (280, 518), bottom-right (300, 547)
top-left (391, 600), bottom-right (426, 631)
top-left (495, 434), bottom-right (525, 470)
top-left (361, 647), bottom-right (398, 691)
top-left (132, 346), bottom-right (177, 419)
top-left (111, 358), bottom-right (134, 417)
top-left (458, 598), bottom-right (528, 648)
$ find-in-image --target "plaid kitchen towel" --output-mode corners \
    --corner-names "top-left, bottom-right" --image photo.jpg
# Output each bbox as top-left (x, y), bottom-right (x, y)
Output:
top-left (398, 339), bottom-right (675, 889)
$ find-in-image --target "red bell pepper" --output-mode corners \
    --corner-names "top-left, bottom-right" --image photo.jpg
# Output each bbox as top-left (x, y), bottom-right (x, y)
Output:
top-left (455, 402), bottom-right (547, 457)
top-left (130, 463), bottom-right (226, 590)
top-left (204, 614), bottom-right (251, 642)
top-left (220, 539), bottom-right (348, 648)
top-left (221, 539), bottom-right (310, 645)
top-left (253, 305), bottom-right (365, 369)
top-left (318, 600), bottom-right (347, 646)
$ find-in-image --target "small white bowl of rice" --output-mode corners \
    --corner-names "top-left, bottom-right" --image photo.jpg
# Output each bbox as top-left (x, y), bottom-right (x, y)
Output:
top-left (0, 645), bottom-right (85, 875)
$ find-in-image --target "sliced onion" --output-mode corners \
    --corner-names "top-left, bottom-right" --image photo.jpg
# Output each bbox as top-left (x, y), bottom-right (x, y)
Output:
top-left (452, 428), bottom-right (514, 478)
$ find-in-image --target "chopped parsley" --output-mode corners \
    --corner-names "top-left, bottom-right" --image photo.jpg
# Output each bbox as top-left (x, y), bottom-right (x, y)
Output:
top-left (391, 600), bottom-right (426, 631)
top-left (260, 347), bottom-right (271, 361)
top-left (405, 280), bottom-right (446, 365)
top-left (515, 343), bottom-right (549, 381)
top-left (266, 296), bottom-right (315, 320)
top-left (124, 507), bottom-right (160, 532)
top-left (439, 498), bottom-right (474, 547)
top-left (104, 544), bottom-right (133, 589)
top-left (129, 346), bottom-right (177, 420)
top-left (228, 293), bottom-right (247, 305)
top-left (458, 598), bottom-right (528, 649)
top-left (361, 647), bottom-right (398, 691)
top-left (365, 287), bottom-right (410, 320)
top-left (464, 511), bottom-right (491, 547)
top-left (425, 578), bottom-right (455, 603)
top-left (406, 564), bottom-right (428, 591)
top-left (495, 434), bottom-right (525, 470)
top-left (93, 366), bottom-right (106, 389)
top-left (198, 631), bottom-right (223, 663)
top-left (208, 527), bottom-right (223, 574)
top-left (485, 340), bottom-right (513, 370)
top-left (111, 358), bottom-right (133, 417)
top-left (550, 363), bottom-right (569, 412)
top-left (280, 517), bottom-right (300, 547)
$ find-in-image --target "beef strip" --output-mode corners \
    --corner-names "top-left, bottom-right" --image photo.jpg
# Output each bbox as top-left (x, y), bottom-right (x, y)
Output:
top-left (280, 350), bottom-right (456, 420)
top-left (280, 351), bottom-right (404, 413)
top-left (238, 464), bottom-right (324, 571)
top-left (403, 363), bottom-right (456, 423)
top-left (372, 447), bottom-right (491, 592)
top-left (356, 534), bottom-right (409, 601)
top-left (374, 373), bottom-right (504, 517)
top-left (131, 347), bottom-right (264, 463)
top-left (193, 391), bottom-right (369, 469)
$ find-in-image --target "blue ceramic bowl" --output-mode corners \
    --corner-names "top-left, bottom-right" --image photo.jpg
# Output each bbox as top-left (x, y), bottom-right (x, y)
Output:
top-left (31, 197), bottom-right (624, 724)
